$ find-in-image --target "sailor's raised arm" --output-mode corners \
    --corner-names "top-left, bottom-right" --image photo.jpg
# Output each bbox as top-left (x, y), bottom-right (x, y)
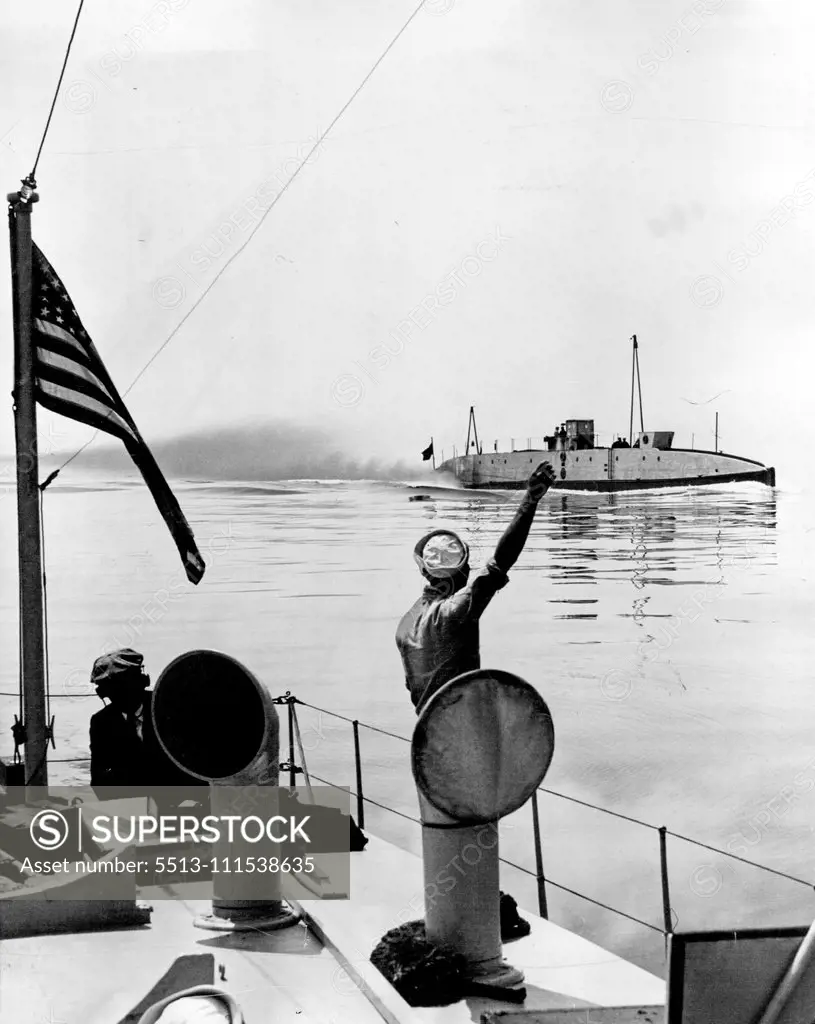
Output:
top-left (492, 461), bottom-right (556, 573)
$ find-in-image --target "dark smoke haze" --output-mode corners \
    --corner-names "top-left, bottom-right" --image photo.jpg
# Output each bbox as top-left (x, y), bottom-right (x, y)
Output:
top-left (44, 421), bottom-right (422, 481)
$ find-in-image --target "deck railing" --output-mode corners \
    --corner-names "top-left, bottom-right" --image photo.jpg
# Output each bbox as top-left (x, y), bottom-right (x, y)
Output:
top-left (286, 697), bottom-right (814, 946)
top-left (5, 690), bottom-right (813, 952)
top-left (439, 436), bottom-right (633, 459)
top-left (285, 695), bottom-right (814, 945)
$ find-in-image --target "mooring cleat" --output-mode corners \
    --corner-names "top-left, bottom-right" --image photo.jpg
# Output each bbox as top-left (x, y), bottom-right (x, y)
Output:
top-left (194, 904), bottom-right (299, 932)
top-left (465, 979), bottom-right (527, 1002)
top-left (500, 892), bottom-right (532, 942)
top-left (464, 959), bottom-right (525, 990)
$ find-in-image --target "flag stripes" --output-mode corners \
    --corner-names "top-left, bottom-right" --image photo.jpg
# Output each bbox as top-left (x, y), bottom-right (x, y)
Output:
top-left (36, 378), bottom-right (139, 447)
top-left (30, 243), bottom-right (205, 584)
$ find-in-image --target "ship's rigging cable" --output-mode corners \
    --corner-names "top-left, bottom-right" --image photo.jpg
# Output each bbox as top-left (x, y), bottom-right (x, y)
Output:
top-left (49, 0), bottom-right (435, 480)
top-left (29, 0), bottom-right (87, 182)
top-left (627, 335), bottom-right (644, 445)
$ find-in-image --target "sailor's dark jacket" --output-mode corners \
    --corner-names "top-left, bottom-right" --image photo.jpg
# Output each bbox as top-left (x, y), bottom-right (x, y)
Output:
top-left (89, 690), bottom-right (206, 797)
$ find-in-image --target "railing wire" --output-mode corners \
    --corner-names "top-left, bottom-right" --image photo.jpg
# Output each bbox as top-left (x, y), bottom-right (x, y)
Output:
top-left (6, 695), bottom-right (813, 943)
top-left (290, 700), bottom-right (815, 891)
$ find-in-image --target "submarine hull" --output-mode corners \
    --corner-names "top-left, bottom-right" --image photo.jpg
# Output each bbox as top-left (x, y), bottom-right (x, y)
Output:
top-left (437, 448), bottom-right (775, 491)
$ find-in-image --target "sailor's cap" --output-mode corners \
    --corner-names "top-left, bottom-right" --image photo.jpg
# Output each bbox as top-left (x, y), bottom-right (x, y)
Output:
top-left (91, 648), bottom-right (145, 685)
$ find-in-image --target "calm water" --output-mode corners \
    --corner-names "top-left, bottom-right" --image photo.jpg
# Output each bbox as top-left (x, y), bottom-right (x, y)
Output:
top-left (1, 475), bottom-right (812, 975)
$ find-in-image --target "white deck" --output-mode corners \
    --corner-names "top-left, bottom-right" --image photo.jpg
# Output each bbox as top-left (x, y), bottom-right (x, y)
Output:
top-left (0, 888), bottom-right (385, 1024)
top-left (296, 835), bottom-right (665, 1023)
top-left (0, 835), bottom-right (665, 1023)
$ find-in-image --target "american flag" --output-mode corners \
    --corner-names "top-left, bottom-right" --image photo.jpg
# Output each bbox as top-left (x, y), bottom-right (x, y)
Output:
top-left (31, 243), bottom-right (206, 585)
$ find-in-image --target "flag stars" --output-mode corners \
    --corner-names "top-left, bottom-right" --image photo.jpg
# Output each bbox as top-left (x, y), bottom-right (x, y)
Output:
top-left (30, 246), bottom-right (206, 586)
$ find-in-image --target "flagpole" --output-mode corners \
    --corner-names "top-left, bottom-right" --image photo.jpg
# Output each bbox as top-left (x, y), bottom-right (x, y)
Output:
top-left (431, 436), bottom-right (436, 470)
top-left (8, 180), bottom-right (48, 788)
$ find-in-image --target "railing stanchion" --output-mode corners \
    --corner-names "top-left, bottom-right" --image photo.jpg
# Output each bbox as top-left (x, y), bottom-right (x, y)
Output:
top-left (658, 826), bottom-right (672, 947)
top-left (47, 698), bottom-right (815, 942)
top-left (288, 697), bottom-right (296, 789)
top-left (531, 790), bottom-right (548, 919)
top-left (352, 720), bottom-right (365, 830)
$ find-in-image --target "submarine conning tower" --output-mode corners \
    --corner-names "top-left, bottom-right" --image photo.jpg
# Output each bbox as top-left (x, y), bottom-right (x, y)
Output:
top-left (543, 420), bottom-right (676, 452)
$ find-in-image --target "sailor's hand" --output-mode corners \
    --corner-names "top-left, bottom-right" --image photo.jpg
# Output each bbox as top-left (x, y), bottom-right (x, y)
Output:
top-left (527, 461), bottom-right (556, 501)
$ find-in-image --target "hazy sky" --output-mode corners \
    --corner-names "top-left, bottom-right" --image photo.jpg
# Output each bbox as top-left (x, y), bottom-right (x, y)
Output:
top-left (1, 1), bottom-right (813, 485)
